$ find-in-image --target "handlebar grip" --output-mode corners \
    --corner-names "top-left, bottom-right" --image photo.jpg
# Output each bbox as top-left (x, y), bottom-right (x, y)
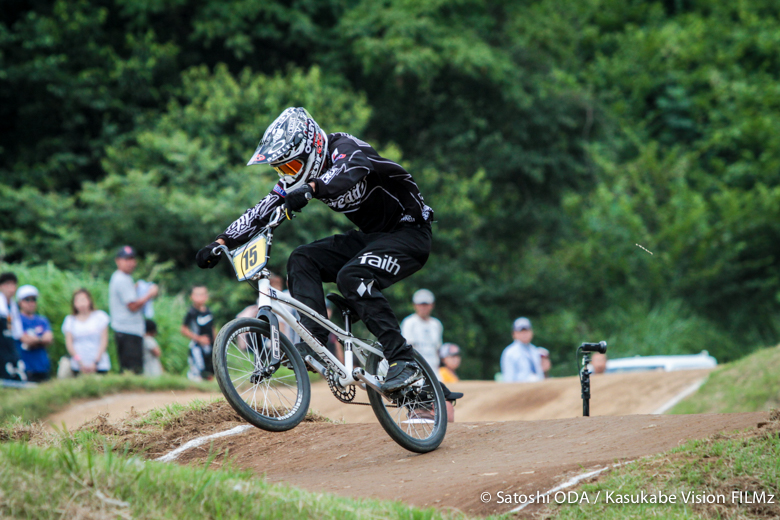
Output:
top-left (580, 341), bottom-right (607, 354)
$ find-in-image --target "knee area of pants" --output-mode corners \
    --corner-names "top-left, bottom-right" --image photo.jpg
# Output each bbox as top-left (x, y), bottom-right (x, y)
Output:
top-left (335, 269), bottom-right (362, 294)
top-left (287, 245), bottom-right (315, 270)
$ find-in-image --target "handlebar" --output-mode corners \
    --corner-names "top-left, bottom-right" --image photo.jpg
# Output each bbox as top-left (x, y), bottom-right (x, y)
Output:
top-left (210, 205), bottom-right (293, 259)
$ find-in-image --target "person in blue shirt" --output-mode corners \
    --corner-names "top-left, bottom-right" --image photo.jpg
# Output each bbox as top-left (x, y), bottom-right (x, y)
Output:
top-left (500, 317), bottom-right (544, 383)
top-left (16, 285), bottom-right (53, 382)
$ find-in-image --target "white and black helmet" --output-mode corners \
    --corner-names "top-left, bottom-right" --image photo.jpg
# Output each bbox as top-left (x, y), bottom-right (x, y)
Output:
top-left (247, 107), bottom-right (328, 191)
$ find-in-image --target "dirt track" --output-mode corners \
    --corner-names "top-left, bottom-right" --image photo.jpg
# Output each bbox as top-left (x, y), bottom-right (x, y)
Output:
top-left (42, 368), bottom-right (768, 516)
top-left (308, 369), bottom-right (712, 423)
top-left (178, 411), bottom-right (766, 516)
top-left (47, 368), bottom-right (710, 429)
top-left (46, 390), bottom-right (221, 430)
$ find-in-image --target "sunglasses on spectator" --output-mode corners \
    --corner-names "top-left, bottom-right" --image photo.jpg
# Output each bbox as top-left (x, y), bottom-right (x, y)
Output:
top-left (21, 297), bottom-right (37, 302)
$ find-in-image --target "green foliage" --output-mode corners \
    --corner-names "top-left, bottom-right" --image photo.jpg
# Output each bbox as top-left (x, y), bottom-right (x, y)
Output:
top-left (3, 0), bottom-right (780, 380)
top-left (671, 345), bottom-right (780, 414)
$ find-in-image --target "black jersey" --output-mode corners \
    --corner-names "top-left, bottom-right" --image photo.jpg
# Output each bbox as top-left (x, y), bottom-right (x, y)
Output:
top-left (217, 133), bottom-right (433, 248)
top-left (182, 306), bottom-right (214, 346)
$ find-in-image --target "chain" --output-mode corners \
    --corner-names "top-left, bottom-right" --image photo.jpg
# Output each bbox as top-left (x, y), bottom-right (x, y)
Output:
top-left (325, 371), bottom-right (373, 406)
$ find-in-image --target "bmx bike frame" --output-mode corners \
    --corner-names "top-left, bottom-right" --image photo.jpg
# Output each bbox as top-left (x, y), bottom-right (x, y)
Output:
top-left (213, 206), bottom-right (389, 396)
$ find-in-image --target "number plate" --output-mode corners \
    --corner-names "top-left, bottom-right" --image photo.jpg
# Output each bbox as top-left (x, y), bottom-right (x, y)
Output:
top-left (231, 234), bottom-right (268, 281)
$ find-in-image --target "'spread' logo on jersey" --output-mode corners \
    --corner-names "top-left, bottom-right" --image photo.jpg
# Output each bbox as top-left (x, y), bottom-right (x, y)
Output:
top-left (324, 179), bottom-right (366, 209)
top-left (358, 252), bottom-right (401, 276)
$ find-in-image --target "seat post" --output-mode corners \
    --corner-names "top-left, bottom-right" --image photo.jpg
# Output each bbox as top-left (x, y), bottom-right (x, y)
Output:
top-left (343, 312), bottom-right (352, 335)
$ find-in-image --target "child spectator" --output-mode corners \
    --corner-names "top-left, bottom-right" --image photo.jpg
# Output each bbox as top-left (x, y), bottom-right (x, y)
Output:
top-left (62, 289), bottom-right (110, 376)
top-left (181, 285), bottom-right (215, 381)
top-left (0, 272), bottom-right (24, 380)
top-left (143, 319), bottom-right (164, 377)
top-left (438, 343), bottom-right (461, 383)
top-left (16, 285), bottom-right (53, 382)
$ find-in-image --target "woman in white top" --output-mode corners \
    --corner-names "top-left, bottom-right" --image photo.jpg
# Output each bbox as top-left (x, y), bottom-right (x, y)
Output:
top-left (62, 288), bottom-right (111, 374)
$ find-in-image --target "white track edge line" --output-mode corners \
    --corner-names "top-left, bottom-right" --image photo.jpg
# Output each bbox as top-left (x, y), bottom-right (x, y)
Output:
top-left (154, 425), bottom-right (253, 463)
top-left (510, 461), bottom-right (634, 513)
top-left (652, 377), bottom-right (707, 415)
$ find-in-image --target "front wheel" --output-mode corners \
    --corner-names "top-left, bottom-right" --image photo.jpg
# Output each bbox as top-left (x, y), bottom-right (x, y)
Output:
top-left (213, 318), bottom-right (310, 432)
top-left (365, 351), bottom-right (447, 453)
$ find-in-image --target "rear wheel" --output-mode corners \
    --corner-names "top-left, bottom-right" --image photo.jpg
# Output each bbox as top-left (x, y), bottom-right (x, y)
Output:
top-left (213, 318), bottom-right (310, 432)
top-left (365, 350), bottom-right (447, 453)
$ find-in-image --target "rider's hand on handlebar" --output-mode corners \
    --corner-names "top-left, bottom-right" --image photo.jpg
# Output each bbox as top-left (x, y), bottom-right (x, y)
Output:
top-left (285, 185), bottom-right (314, 213)
top-left (196, 241), bottom-right (222, 269)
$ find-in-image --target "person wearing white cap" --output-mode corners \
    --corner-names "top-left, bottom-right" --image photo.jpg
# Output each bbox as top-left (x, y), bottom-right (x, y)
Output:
top-left (16, 284), bottom-right (54, 382)
top-left (500, 317), bottom-right (544, 383)
top-left (400, 289), bottom-right (443, 373)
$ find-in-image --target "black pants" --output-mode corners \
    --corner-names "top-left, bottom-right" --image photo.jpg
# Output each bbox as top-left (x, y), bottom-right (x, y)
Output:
top-left (115, 331), bottom-right (144, 374)
top-left (287, 224), bottom-right (431, 363)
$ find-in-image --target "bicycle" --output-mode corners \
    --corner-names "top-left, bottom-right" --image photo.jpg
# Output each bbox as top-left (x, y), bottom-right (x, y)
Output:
top-left (209, 205), bottom-right (447, 453)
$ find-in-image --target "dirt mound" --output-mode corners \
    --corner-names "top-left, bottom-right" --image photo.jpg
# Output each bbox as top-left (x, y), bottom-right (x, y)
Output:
top-left (46, 390), bottom-right (222, 430)
top-left (308, 369), bottom-right (712, 423)
top-left (171, 411), bottom-right (765, 516)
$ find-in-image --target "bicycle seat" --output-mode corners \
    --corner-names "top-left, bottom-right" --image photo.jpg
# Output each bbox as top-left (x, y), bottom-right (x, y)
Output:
top-left (326, 293), bottom-right (361, 323)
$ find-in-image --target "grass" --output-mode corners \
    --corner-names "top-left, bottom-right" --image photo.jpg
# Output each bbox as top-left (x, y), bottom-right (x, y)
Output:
top-left (0, 439), bottom-right (492, 520)
top-left (546, 413), bottom-right (780, 519)
top-left (0, 373), bottom-right (217, 424)
top-left (670, 345), bottom-right (780, 415)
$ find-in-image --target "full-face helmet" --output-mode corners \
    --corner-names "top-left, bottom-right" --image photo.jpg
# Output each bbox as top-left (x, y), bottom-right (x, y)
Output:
top-left (247, 107), bottom-right (328, 191)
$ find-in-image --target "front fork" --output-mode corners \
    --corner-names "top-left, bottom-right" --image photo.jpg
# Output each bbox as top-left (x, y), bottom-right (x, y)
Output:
top-left (254, 277), bottom-right (282, 378)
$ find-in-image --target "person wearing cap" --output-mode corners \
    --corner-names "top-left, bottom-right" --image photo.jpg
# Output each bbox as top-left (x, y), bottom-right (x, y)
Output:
top-left (500, 317), bottom-right (544, 383)
top-left (16, 285), bottom-right (53, 382)
top-left (109, 245), bottom-right (159, 374)
top-left (0, 272), bottom-right (25, 380)
top-left (438, 343), bottom-right (461, 383)
top-left (400, 289), bottom-right (443, 373)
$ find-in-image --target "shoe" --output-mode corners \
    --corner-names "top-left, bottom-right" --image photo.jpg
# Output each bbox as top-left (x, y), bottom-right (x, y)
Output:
top-left (295, 342), bottom-right (319, 373)
top-left (381, 361), bottom-right (423, 393)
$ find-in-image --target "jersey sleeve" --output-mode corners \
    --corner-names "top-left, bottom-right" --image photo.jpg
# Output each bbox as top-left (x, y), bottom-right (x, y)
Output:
top-left (314, 138), bottom-right (372, 199)
top-left (216, 183), bottom-right (285, 249)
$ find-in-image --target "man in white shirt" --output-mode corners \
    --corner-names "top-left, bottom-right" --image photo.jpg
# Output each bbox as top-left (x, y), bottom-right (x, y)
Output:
top-left (400, 289), bottom-right (443, 371)
top-left (500, 317), bottom-right (544, 383)
top-left (108, 246), bottom-right (158, 374)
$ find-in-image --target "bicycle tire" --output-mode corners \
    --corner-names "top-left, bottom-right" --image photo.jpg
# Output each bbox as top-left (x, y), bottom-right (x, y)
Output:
top-left (365, 350), bottom-right (447, 453)
top-left (213, 317), bottom-right (310, 432)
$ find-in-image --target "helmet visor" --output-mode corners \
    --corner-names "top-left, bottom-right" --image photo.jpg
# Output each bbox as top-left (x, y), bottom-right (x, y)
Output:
top-left (273, 159), bottom-right (304, 177)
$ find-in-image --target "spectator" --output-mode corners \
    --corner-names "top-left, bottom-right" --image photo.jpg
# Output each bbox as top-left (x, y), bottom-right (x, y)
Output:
top-left (538, 346), bottom-right (552, 378)
top-left (109, 245), bottom-right (159, 374)
top-left (438, 342), bottom-right (461, 383)
top-left (400, 289), bottom-right (442, 371)
top-left (181, 285), bottom-right (215, 381)
top-left (62, 288), bottom-right (110, 376)
top-left (0, 272), bottom-right (24, 380)
top-left (500, 317), bottom-right (544, 383)
top-left (143, 319), bottom-right (164, 377)
top-left (590, 352), bottom-right (607, 375)
top-left (16, 285), bottom-right (53, 382)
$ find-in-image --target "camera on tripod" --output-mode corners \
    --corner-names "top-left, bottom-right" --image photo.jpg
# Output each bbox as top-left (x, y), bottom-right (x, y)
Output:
top-left (577, 341), bottom-right (607, 417)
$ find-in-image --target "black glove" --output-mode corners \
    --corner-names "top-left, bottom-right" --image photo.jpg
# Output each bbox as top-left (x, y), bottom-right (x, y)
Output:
top-left (196, 241), bottom-right (221, 269)
top-left (285, 184), bottom-right (314, 212)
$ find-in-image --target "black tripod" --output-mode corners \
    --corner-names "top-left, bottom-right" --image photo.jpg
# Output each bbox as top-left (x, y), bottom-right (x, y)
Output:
top-left (577, 341), bottom-right (607, 417)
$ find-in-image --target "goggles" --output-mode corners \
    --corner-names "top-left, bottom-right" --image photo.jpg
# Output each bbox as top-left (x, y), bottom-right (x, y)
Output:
top-left (273, 159), bottom-right (304, 177)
